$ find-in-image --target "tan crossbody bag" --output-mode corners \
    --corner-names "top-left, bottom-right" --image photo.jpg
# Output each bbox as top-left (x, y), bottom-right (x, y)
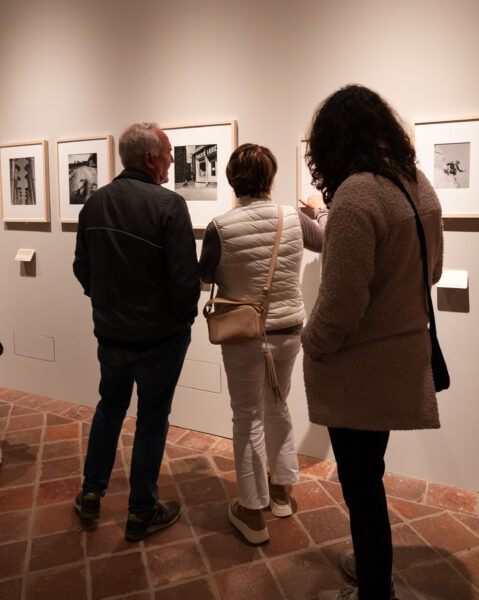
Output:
top-left (203, 205), bottom-right (284, 401)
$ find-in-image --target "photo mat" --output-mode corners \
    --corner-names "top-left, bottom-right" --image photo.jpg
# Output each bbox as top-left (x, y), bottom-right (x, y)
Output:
top-left (415, 118), bottom-right (479, 217)
top-left (0, 141), bottom-right (49, 222)
top-left (57, 136), bottom-right (113, 222)
top-left (162, 122), bottom-right (237, 227)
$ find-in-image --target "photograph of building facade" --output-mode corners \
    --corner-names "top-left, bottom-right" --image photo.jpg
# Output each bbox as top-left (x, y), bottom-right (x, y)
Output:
top-left (174, 144), bottom-right (217, 201)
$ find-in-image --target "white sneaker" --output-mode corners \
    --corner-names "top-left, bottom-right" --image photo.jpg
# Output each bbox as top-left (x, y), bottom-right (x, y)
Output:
top-left (339, 549), bottom-right (398, 599)
top-left (269, 481), bottom-right (293, 517)
top-left (318, 585), bottom-right (358, 600)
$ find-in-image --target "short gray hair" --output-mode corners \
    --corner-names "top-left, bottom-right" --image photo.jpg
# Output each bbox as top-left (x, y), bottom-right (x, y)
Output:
top-left (119, 122), bottom-right (162, 168)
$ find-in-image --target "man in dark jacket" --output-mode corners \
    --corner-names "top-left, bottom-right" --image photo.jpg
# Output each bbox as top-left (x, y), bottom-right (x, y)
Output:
top-left (73, 122), bottom-right (200, 542)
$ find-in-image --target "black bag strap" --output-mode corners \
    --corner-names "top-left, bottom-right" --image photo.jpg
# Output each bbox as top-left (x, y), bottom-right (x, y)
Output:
top-left (383, 175), bottom-right (437, 337)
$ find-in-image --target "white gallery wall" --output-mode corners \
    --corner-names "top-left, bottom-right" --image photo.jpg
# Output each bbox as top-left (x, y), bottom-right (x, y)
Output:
top-left (0, 0), bottom-right (478, 491)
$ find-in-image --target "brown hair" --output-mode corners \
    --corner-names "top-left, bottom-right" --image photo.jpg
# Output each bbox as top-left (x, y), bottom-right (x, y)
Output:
top-left (226, 143), bottom-right (278, 197)
top-left (306, 84), bottom-right (417, 204)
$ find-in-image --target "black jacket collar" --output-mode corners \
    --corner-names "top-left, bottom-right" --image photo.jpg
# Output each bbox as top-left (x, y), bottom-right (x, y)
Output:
top-left (115, 169), bottom-right (157, 185)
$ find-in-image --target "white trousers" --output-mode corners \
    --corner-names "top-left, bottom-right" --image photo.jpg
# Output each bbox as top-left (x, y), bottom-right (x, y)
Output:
top-left (221, 334), bottom-right (301, 509)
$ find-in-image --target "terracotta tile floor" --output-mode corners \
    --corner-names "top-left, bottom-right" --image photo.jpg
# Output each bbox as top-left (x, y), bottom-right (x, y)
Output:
top-left (0, 387), bottom-right (478, 600)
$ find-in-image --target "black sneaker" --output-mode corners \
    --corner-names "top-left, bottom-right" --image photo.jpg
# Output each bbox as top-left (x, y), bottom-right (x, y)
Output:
top-left (125, 501), bottom-right (180, 542)
top-left (74, 490), bottom-right (105, 520)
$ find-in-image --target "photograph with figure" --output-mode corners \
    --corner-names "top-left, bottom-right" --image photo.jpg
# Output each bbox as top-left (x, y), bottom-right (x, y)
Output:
top-left (9, 157), bottom-right (36, 205)
top-left (433, 142), bottom-right (470, 189)
top-left (174, 144), bottom-right (217, 202)
top-left (69, 152), bottom-right (98, 204)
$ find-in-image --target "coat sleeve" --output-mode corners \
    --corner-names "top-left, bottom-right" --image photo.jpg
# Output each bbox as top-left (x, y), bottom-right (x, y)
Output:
top-left (163, 196), bottom-right (201, 324)
top-left (301, 188), bottom-right (377, 357)
top-left (199, 221), bottom-right (220, 283)
top-left (72, 206), bottom-right (91, 297)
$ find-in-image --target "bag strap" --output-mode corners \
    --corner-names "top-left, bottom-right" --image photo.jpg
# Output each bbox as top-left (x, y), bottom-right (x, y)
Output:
top-left (206, 204), bottom-right (284, 318)
top-left (383, 175), bottom-right (438, 337)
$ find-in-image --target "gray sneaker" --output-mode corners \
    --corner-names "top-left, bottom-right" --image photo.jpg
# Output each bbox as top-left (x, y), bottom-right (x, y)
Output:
top-left (318, 585), bottom-right (358, 600)
top-left (339, 549), bottom-right (398, 599)
top-left (74, 489), bottom-right (105, 520)
top-left (125, 501), bottom-right (180, 542)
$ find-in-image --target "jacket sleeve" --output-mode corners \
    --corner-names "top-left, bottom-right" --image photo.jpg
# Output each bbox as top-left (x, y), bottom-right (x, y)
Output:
top-left (199, 221), bottom-right (220, 283)
top-left (163, 196), bottom-right (201, 324)
top-left (301, 187), bottom-right (377, 357)
top-left (72, 207), bottom-right (91, 297)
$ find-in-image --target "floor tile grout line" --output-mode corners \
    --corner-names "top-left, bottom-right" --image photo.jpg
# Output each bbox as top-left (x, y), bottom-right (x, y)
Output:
top-left (19, 408), bottom-right (47, 600)
top-left (396, 555), bottom-right (479, 596)
top-left (2, 388), bottom-right (479, 599)
top-left (442, 555), bottom-right (479, 595)
top-left (257, 546), bottom-right (291, 600)
top-left (177, 454), bottom-right (224, 600)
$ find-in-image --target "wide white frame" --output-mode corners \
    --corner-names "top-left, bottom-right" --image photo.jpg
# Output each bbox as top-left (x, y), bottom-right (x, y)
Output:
top-left (161, 121), bottom-right (237, 228)
top-left (297, 138), bottom-right (318, 206)
top-left (414, 118), bottom-right (479, 217)
top-left (57, 135), bottom-right (113, 223)
top-left (0, 141), bottom-right (50, 222)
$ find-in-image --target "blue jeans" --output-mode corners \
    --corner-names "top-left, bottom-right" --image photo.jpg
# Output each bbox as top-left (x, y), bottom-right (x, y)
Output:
top-left (83, 326), bottom-right (191, 515)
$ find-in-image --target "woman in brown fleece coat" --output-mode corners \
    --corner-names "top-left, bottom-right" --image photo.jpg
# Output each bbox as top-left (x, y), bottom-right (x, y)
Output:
top-left (301, 86), bottom-right (443, 600)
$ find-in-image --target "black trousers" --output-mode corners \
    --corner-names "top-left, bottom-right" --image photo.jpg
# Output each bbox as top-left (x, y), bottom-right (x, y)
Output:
top-left (328, 427), bottom-right (392, 600)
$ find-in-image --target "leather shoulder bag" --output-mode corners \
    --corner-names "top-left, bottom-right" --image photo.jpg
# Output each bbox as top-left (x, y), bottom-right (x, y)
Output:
top-left (203, 205), bottom-right (285, 401)
top-left (387, 175), bottom-right (450, 392)
top-left (203, 205), bottom-right (283, 345)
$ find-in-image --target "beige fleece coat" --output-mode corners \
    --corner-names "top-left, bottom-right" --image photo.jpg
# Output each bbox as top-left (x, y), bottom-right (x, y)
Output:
top-left (302, 172), bottom-right (443, 431)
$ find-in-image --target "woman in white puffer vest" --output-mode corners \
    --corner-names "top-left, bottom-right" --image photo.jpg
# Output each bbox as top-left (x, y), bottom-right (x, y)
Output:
top-left (200, 143), bottom-right (327, 544)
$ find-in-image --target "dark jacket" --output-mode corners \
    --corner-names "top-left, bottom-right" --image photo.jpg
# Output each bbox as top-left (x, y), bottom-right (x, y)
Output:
top-left (73, 169), bottom-right (200, 344)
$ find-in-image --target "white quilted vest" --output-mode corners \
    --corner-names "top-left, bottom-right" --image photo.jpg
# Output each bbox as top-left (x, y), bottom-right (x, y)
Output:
top-left (213, 198), bottom-right (305, 330)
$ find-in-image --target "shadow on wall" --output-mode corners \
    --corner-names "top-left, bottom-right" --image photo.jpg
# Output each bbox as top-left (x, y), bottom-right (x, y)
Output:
top-left (297, 422), bottom-right (332, 460)
top-left (301, 251), bottom-right (322, 318)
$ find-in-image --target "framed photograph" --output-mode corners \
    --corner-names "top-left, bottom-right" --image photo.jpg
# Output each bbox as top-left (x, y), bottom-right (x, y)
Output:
top-left (161, 121), bottom-right (237, 227)
top-left (0, 141), bottom-right (50, 222)
top-left (414, 118), bottom-right (479, 217)
top-left (57, 135), bottom-right (114, 222)
top-left (297, 138), bottom-right (318, 206)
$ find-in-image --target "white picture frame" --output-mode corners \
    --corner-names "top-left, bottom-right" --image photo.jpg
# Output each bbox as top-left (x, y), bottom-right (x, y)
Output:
top-left (57, 135), bottom-right (114, 223)
top-left (297, 138), bottom-right (318, 206)
top-left (414, 118), bottom-right (479, 217)
top-left (161, 121), bottom-right (238, 228)
top-left (0, 140), bottom-right (50, 222)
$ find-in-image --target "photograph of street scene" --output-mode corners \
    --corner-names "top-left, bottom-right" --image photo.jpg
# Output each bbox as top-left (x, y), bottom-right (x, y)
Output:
top-left (69, 153), bottom-right (98, 204)
top-left (174, 144), bottom-right (217, 201)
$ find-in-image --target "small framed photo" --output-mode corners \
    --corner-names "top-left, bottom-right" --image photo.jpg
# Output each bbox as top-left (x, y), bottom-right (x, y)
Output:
top-left (57, 135), bottom-right (114, 222)
top-left (161, 121), bottom-right (238, 228)
top-left (0, 141), bottom-right (50, 222)
top-left (414, 118), bottom-right (479, 217)
top-left (297, 138), bottom-right (318, 206)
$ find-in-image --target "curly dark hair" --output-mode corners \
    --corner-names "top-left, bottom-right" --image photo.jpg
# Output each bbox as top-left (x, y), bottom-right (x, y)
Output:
top-left (306, 84), bottom-right (417, 204)
top-left (226, 143), bottom-right (278, 197)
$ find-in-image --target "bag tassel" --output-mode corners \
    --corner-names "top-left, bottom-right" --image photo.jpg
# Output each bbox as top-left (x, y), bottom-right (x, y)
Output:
top-left (264, 347), bottom-right (283, 403)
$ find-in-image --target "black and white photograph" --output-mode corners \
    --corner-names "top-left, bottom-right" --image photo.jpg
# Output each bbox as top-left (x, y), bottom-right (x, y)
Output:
top-left (414, 118), bottom-right (479, 217)
top-left (9, 156), bottom-right (36, 205)
top-left (174, 144), bottom-right (218, 202)
top-left (57, 136), bottom-right (113, 222)
top-left (1, 141), bottom-right (49, 222)
top-left (68, 152), bottom-right (98, 204)
top-left (162, 122), bottom-right (237, 227)
top-left (433, 142), bottom-right (470, 189)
